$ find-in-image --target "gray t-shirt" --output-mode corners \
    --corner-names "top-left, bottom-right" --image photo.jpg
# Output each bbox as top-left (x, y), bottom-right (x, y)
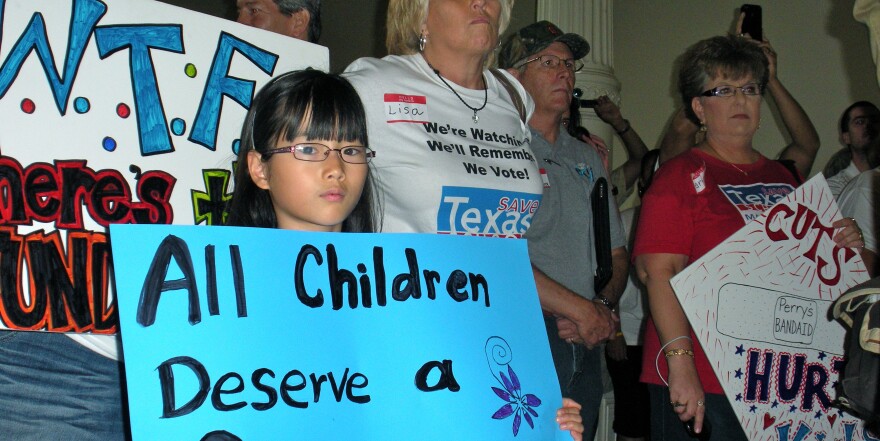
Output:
top-left (524, 127), bottom-right (626, 298)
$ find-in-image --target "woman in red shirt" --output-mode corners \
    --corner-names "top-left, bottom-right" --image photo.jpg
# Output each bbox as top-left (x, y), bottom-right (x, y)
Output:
top-left (633, 35), bottom-right (865, 440)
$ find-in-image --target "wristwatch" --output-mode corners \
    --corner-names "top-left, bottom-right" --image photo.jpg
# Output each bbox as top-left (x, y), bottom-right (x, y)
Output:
top-left (593, 294), bottom-right (616, 310)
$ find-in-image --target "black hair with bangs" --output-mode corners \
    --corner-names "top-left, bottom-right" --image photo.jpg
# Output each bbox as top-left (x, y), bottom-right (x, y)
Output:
top-left (224, 69), bottom-right (377, 232)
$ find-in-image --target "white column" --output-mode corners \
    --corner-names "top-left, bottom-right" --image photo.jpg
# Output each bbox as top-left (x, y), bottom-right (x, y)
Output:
top-left (537, 0), bottom-right (620, 159)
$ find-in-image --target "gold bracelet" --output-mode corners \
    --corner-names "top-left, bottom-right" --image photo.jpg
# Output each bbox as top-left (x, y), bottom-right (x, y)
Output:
top-left (664, 348), bottom-right (694, 358)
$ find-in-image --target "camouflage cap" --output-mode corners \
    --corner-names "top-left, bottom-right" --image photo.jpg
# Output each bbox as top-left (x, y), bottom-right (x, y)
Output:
top-left (498, 21), bottom-right (590, 69)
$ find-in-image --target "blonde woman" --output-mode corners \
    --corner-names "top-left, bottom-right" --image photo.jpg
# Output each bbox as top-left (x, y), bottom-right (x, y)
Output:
top-left (343, 0), bottom-right (540, 238)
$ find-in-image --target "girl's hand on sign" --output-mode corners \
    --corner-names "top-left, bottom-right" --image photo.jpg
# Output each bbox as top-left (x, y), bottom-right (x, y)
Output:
top-left (557, 398), bottom-right (584, 441)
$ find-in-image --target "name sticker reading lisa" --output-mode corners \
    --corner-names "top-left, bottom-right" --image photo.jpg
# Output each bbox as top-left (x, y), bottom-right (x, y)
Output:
top-left (384, 93), bottom-right (428, 124)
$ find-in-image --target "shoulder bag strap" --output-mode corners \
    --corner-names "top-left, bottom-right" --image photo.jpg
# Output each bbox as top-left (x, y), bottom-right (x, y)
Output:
top-left (489, 68), bottom-right (526, 124)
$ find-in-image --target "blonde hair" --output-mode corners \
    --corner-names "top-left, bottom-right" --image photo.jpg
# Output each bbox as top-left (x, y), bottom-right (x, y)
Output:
top-left (386, 0), bottom-right (514, 63)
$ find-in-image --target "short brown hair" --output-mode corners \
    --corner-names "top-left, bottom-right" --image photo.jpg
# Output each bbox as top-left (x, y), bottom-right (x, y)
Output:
top-left (678, 35), bottom-right (768, 124)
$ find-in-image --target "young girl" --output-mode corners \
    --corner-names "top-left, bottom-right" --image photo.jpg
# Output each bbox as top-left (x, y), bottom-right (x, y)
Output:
top-left (224, 69), bottom-right (584, 440)
top-left (225, 69), bottom-right (376, 232)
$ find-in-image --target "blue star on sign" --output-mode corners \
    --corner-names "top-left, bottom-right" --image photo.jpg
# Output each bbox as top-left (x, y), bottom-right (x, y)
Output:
top-left (771, 401), bottom-right (779, 408)
top-left (735, 368), bottom-right (743, 379)
top-left (735, 344), bottom-right (745, 355)
top-left (749, 405), bottom-right (757, 413)
top-left (814, 410), bottom-right (823, 419)
top-left (789, 405), bottom-right (797, 412)
top-left (818, 351), bottom-right (827, 360)
top-left (736, 393), bottom-right (743, 401)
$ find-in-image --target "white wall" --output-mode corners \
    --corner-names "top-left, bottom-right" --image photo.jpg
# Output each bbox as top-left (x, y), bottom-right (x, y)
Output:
top-left (612, 0), bottom-right (880, 177)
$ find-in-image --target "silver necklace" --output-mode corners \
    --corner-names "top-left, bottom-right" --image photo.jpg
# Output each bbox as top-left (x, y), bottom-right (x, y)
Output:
top-left (425, 60), bottom-right (487, 124)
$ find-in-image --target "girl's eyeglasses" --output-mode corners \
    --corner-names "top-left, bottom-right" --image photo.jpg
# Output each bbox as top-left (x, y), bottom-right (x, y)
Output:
top-left (262, 143), bottom-right (374, 164)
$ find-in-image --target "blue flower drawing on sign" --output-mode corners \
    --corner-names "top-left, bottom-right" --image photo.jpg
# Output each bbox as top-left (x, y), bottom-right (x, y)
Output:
top-left (485, 336), bottom-right (542, 436)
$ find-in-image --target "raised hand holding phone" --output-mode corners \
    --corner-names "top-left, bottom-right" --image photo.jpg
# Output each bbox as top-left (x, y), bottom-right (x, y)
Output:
top-left (739, 4), bottom-right (763, 41)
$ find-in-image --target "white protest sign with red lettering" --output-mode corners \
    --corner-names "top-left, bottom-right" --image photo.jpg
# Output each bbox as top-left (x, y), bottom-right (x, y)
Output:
top-left (670, 175), bottom-right (872, 441)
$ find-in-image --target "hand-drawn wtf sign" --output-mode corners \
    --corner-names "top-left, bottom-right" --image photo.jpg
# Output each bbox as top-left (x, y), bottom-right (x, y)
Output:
top-left (110, 224), bottom-right (569, 441)
top-left (0, 0), bottom-right (326, 346)
top-left (670, 175), bottom-right (873, 441)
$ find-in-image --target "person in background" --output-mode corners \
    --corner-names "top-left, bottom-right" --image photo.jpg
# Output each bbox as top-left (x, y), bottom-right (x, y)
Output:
top-left (824, 101), bottom-right (880, 197)
top-left (837, 140), bottom-right (880, 277)
top-left (656, 16), bottom-right (820, 179)
top-left (498, 20), bottom-right (628, 439)
top-left (634, 35), bottom-right (864, 440)
top-left (566, 95), bottom-right (649, 206)
top-left (236, 0), bottom-right (321, 43)
top-left (604, 150), bottom-right (660, 441)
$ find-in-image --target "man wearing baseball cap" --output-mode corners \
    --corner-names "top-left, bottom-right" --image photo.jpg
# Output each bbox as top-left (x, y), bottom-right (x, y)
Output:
top-left (499, 21), bottom-right (628, 439)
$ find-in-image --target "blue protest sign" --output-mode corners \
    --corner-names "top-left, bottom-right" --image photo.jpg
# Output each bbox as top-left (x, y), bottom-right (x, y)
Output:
top-left (110, 224), bottom-right (565, 440)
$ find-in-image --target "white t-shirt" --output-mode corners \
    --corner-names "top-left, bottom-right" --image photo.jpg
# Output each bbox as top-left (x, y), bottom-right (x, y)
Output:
top-left (344, 55), bottom-right (543, 236)
top-left (838, 166), bottom-right (879, 254)
top-left (68, 334), bottom-right (118, 360)
top-left (826, 161), bottom-right (860, 199)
